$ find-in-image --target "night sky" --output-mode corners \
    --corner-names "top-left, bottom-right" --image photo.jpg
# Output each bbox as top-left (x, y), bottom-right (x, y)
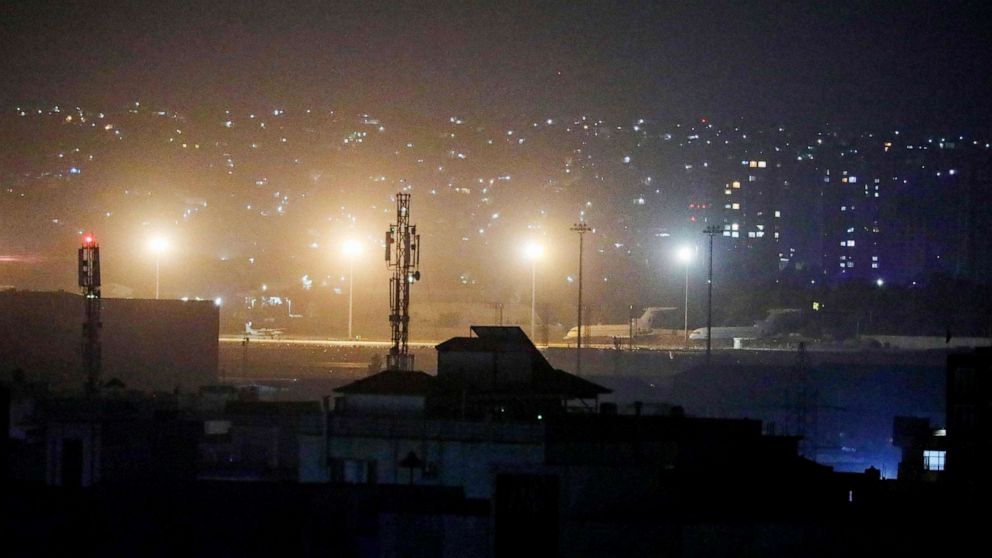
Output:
top-left (2, 0), bottom-right (990, 128)
top-left (2, 0), bottom-right (992, 321)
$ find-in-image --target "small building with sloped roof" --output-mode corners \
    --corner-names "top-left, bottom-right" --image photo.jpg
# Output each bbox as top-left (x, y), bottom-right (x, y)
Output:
top-left (333, 369), bottom-right (436, 417)
top-left (332, 326), bottom-right (609, 421)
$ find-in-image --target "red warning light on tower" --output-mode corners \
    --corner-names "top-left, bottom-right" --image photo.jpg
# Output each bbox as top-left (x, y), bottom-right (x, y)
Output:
top-left (82, 233), bottom-right (97, 247)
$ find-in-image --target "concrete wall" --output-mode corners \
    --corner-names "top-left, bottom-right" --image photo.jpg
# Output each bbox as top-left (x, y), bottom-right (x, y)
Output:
top-left (45, 422), bottom-right (101, 487)
top-left (325, 417), bottom-right (545, 498)
top-left (378, 513), bottom-right (490, 558)
top-left (438, 352), bottom-right (493, 389)
top-left (339, 393), bottom-right (425, 416)
top-left (438, 349), bottom-right (534, 388)
top-left (0, 290), bottom-right (218, 391)
top-left (862, 335), bottom-right (991, 350)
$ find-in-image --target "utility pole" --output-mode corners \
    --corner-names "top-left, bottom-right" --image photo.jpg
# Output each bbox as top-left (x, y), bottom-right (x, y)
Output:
top-left (491, 302), bottom-right (504, 325)
top-left (629, 304), bottom-right (635, 351)
top-left (571, 222), bottom-right (592, 375)
top-left (530, 257), bottom-right (537, 341)
top-left (240, 335), bottom-right (249, 379)
top-left (794, 341), bottom-right (810, 458)
top-left (683, 258), bottom-right (690, 348)
top-left (348, 256), bottom-right (354, 338)
top-left (703, 225), bottom-right (724, 365)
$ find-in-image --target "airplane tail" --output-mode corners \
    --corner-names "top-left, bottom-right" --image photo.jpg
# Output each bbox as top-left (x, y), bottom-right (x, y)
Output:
top-left (635, 307), bottom-right (667, 331)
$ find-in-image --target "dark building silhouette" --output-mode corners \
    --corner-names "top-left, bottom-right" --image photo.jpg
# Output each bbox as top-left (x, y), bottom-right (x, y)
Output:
top-left (432, 326), bottom-right (610, 419)
top-left (9, 326), bottom-right (986, 556)
top-left (40, 396), bottom-right (200, 487)
top-left (892, 416), bottom-right (946, 482)
top-left (316, 327), bottom-right (894, 555)
top-left (0, 290), bottom-right (218, 391)
top-left (199, 400), bottom-right (323, 481)
top-left (946, 347), bottom-right (992, 487)
top-left (1, 382), bottom-right (9, 483)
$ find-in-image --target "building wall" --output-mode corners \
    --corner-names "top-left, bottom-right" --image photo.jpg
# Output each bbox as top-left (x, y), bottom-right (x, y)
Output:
top-left (378, 513), bottom-right (490, 558)
top-left (438, 352), bottom-right (493, 389)
top-left (0, 290), bottom-right (218, 391)
top-left (438, 350), bottom-right (534, 389)
top-left (945, 348), bottom-right (992, 485)
top-left (324, 416), bottom-right (544, 498)
top-left (336, 394), bottom-right (425, 416)
top-left (45, 422), bottom-right (101, 487)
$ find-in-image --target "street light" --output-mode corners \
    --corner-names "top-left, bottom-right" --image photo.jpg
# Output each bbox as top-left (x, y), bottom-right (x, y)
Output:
top-left (570, 222), bottom-right (592, 375)
top-left (676, 245), bottom-right (694, 348)
top-left (342, 239), bottom-right (363, 339)
top-left (702, 225), bottom-right (724, 365)
top-left (523, 242), bottom-right (544, 343)
top-left (148, 236), bottom-right (170, 299)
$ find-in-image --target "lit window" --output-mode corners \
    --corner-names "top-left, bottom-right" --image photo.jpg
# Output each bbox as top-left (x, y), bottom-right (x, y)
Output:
top-left (732, 203), bottom-right (740, 210)
top-left (732, 181), bottom-right (741, 189)
top-left (774, 211), bottom-right (781, 218)
top-left (923, 450), bottom-right (945, 471)
top-left (758, 161), bottom-right (767, 168)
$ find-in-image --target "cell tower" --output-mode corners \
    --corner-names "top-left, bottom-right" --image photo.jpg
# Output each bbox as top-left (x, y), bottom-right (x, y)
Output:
top-left (78, 234), bottom-right (102, 395)
top-left (385, 193), bottom-right (421, 371)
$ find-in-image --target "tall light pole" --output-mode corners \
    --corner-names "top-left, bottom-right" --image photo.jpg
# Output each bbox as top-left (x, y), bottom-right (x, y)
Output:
top-left (148, 236), bottom-right (170, 299)
top-left (342, 239), bottom-right (363, 339)
top-left (571, 222), bottom-right (592, 375)
top-left (524, 242), bottom-right (543, 343)
top-left (677, 245), bottom-right (694, 348)
top-left (703, 225), bottom-right (724, 365)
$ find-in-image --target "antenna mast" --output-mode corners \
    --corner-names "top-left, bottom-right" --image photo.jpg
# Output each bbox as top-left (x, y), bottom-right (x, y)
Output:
top-left (78, 234), bottom-right (102, 395)
top-left (385, 193), bottom-right (421, 371)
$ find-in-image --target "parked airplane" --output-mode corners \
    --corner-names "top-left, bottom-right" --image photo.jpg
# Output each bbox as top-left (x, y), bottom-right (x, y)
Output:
top-left (563, 307), bottom-right (678, 342)
top-left (244, 320), bottom-right (286, 339)
top-left (689, 308), bottom-right (802, 340)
